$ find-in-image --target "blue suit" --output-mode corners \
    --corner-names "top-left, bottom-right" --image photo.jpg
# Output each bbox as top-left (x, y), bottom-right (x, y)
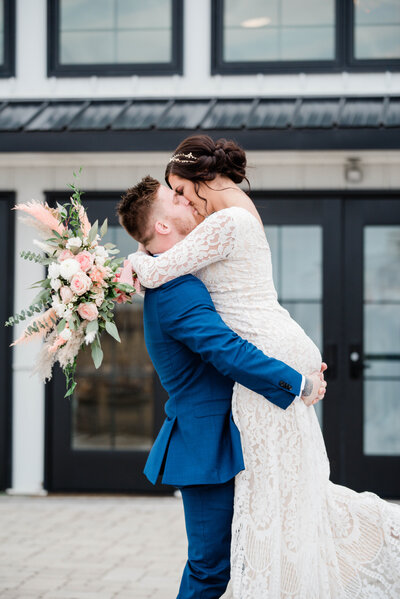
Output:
top-left (142, 274), bottom-right (303, 598)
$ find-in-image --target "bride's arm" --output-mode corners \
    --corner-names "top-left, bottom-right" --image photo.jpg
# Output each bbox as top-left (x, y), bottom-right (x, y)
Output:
top-left (128, 210), bottom-right (237, 288)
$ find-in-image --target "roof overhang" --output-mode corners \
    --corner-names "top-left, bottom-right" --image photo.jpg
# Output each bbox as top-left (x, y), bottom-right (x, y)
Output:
top-left (0, 97), bottom-right (399, 152)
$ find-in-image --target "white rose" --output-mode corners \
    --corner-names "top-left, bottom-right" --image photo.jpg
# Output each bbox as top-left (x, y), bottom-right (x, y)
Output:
top-left (60, 327), bottom-right (72, 341)
top-left (51, 295), bottom-right (61, 308)
top-left (59, 258), bottom-right (81, 281)
top-left (95, 255), bottom-right (106, 266)
top-left (54, 303), bottom-right (66, 318)
top-left (84, 330), bottom-right (96, 345)
top-left (95, 245), bottom-right (108, 258)
top-left (63, 308), bottom-right (73, 320)
top-left (48, 262), bottom-right (61, 279)
top-left (50, 278), bottom-right (62, 291)
top-left (66, 237), bottom-right (82, 250)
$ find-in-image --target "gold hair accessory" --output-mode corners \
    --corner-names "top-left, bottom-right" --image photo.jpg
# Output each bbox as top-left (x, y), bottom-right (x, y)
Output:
top-left (168, 152), bottom-right (198, 164)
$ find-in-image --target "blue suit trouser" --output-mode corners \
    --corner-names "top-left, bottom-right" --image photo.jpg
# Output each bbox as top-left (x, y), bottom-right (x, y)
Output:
top-left (176, 478), bottom-right (234, 599)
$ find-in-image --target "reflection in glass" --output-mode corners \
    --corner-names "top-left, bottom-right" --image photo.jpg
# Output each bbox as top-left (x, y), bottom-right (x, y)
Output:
top-left (72, 224), bottom-right (155, 451)
top-left (363, 226), bottom-right (400, 455)
top-left (223, 0), bottom-right (335, 62)
top-left (265, 225), bottom-right (323, 425)
top-left (354, 0), bottom-right (400, 59)
top-left (364, 382), bottom-right (400, 455)
top-left (60, 0), bottom-right (172, 64)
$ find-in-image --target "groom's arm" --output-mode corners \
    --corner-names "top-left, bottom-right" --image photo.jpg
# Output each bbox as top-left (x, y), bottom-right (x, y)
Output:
top-left (158, 276), bottom-right (303, 410)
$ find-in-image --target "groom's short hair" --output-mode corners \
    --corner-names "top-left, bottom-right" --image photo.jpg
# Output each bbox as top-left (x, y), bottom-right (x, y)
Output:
top-left (117, 175), bottom-right (160, 244)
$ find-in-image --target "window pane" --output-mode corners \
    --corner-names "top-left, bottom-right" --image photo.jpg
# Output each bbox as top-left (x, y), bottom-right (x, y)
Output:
top-left (280, 26), bottom-right (334, 61)
top-left (282, 0), bottom-right (334, 26)
top-left (225, 28), bottom-right (278, 62)
top-left (117, 30), bottom-right (171, 63)
top-left (61, 0), bottom-right (113, 30)
top-left (364, 381), bottom-right (400, 455)
top-left (223, 0), bottom-right (335, 62)
top-left (354, 0), bottom-right (400, 59)
top-left (117, 0), bottom-right (171, 29)
top-left (265, 224), bottom-right (323, 425)
top-left (59, 0), bottom-right (172, 65)
top-left (363, 225), bottom-right (400, 455)
top-left (61, 32), bottom-right (114, 64)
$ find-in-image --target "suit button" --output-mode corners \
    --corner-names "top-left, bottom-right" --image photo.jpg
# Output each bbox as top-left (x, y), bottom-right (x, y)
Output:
top-left (279, 380), bottom-right (285, 387)
top-left (288, 384), bottom-right (292, 390)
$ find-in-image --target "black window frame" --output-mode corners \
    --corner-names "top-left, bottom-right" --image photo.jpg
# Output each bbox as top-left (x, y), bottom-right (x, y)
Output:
top-left (47, 0), bottom-right (184, 77)
top-left (0, 192), bottom-right (15, 492)
top-left (212, 0), bottom-right (400, 75)
top-left (0, 0), bottom-right (16, 78)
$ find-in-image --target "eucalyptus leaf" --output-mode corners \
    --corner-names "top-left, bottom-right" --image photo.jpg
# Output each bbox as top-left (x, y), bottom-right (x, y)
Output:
top-left (100, 218), bottom-right (108, 237)
top-left (57, 318), bottom-right (66, 333)
top-left (91, 338), bottom-right (103, 369)
top-left (105, 320), bottom-right (121, 342)
top-left (116, 282), bottom-right (134, 293)
top-left (87, 220), bottom-right (98, 244)
top-left (86, 319), bottom-right (99, 334)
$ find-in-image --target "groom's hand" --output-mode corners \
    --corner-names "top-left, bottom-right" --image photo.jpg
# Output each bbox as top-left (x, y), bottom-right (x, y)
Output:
top-left (301, 371), bottom-right (327, 407)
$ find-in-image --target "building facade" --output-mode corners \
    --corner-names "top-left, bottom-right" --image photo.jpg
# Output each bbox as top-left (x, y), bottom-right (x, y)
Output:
top-left (0, 0), bottom-right (399, 496)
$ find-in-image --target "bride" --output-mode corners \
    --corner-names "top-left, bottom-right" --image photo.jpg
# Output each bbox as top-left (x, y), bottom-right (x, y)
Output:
top-left (129, 135), bottom-right (400, 598)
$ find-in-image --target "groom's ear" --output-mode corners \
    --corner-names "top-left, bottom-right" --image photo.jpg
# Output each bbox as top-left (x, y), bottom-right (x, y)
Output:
top-left (154, 220), bottom-right (171, 236)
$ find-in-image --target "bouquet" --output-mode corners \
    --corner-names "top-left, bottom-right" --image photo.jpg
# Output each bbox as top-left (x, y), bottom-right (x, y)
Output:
top-left (5, 171), bottom-right (138, 398)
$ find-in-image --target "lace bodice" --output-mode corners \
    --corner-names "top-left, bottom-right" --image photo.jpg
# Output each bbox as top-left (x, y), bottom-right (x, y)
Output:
top-left (129, 206), bottom-right (321, 375)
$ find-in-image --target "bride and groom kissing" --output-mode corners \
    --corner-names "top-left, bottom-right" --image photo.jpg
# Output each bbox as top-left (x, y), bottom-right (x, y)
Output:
top-left (117, 135), bottom-right (400, 599)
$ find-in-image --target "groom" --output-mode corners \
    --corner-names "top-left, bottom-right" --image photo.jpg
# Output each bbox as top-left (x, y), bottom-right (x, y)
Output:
top-left (117, 177), bottom-right (326, 599)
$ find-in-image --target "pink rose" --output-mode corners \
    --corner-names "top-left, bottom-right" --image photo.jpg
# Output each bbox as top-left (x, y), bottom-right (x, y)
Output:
top-left (60, 285), bottom-right (74, 303)
top-left (58, 249), bottom-right (74, 262)
top-left (75, 250), bottom-right (94, 272)
top-left (70, 271), bottom-right (92, 296)
top-left (77, 302), bottom-right (98, 321)
top-left (89, 265), bottom-right (108, 286)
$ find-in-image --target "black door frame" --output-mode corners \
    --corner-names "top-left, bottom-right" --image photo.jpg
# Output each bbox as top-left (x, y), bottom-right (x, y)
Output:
top-left (254, 189), bottom-right (400, 496)
top-left (0, 193), bottom-right (15, 492)
top-left (44, 192), bottom-right (168, 493)
top-left (253, 193), bottom-right (344, 485)
top-left (344, 196), bottom-right (400, 497)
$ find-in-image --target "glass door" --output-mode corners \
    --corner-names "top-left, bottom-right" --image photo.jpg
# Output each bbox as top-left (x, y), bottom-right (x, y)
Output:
top-left (45, 193), bottom-right (168, 493)
top-left (344, 197), bottom-right (400, 497)
top-left (255, 195), bottom-right (344, 484)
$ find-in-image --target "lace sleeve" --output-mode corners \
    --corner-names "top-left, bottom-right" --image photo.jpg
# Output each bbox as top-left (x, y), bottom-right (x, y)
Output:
top-left (128, 209), bottom-right (237, 288)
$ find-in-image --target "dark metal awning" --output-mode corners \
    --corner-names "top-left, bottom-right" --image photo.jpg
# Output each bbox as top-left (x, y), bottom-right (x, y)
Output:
top-left (0, 96), bottom-right (399, 152)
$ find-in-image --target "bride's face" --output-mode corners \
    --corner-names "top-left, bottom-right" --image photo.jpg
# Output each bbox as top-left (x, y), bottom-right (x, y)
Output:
top-left (168, 174), bottom-right (210, 219)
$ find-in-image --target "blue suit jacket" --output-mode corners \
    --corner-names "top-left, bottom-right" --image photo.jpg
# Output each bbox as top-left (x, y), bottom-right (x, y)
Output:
top-left (143, 275), bottom-right (302, 487)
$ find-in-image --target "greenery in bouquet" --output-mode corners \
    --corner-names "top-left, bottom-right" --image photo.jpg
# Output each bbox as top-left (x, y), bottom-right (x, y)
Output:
top-left (5, 170), bottom-right (137, 398)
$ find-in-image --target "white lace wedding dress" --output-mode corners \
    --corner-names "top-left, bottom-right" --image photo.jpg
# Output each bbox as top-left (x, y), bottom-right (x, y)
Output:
top-left (129, 206), bottom-right (400, 599)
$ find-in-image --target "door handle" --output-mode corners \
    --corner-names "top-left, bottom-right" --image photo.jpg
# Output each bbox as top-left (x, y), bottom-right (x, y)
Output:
top-left (349, 344), bottom-right (369, 379)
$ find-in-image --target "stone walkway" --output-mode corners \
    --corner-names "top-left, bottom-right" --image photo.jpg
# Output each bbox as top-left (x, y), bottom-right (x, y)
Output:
top-left (1, 492), bottom-right (399, 599)
top-left (0, 492), bottom-right (187, 599)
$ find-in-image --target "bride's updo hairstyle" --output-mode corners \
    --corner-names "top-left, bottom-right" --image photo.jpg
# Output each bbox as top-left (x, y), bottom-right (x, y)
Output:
top-left (165, 135), bottom-right (249, 196)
